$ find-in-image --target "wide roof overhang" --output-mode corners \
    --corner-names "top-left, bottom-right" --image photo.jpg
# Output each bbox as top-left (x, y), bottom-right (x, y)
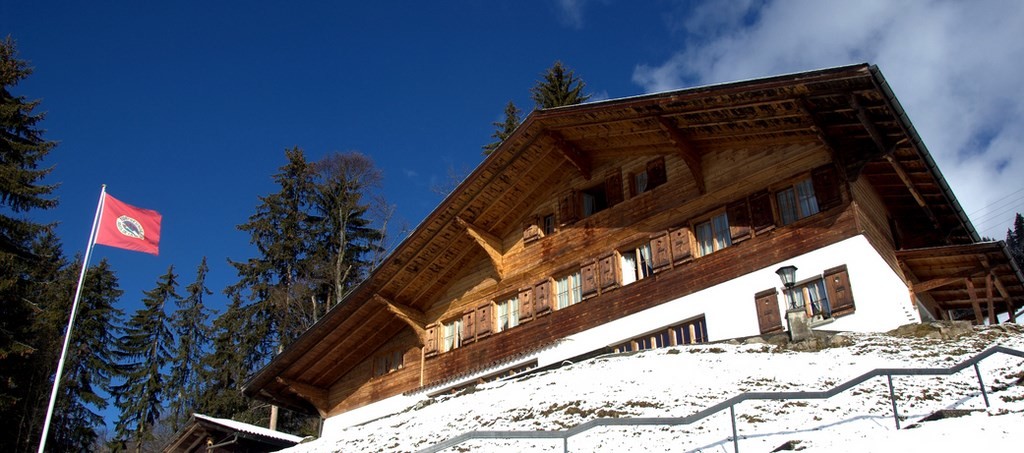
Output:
top-left (243, 63), bottom-right (988, 415)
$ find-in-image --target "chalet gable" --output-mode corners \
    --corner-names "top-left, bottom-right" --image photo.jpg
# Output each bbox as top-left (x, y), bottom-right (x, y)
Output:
top-left (242, 63), bottom-right (983, 417)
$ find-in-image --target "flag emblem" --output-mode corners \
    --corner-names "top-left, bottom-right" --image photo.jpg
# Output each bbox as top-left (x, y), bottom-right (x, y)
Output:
top-left (115, 215), bottom-right (145, 239)
top-left (95, 193), bottom-right (162, 255)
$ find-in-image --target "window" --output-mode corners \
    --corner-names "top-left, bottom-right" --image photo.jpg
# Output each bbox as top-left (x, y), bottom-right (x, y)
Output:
top-left (695, 213), bottom-right (732, 256)
top-left (555, 271), bottom-right (582, 309)
top-left (612, 316), bottom-right (708, 353)
top-left (495, 295), bottom-right (520, 332)
top-left (542, 214), bottom-right (555, 235)
top-left (581, 184), bottom-right (608, 217)
top-left (442, 318), bottom-right (462, 352)
top-left (634, 171), bottom-right (649, 194)
top-left (786, 278), bottom-right (832, 319)
top-left (620, 243), bottom-right (653, 285)
top-left (631, 157), bottom-right (666, 196)
top-left (373, 350), bottom-right (404, 377)
top-left (776, 178), bottom-right (819, 225)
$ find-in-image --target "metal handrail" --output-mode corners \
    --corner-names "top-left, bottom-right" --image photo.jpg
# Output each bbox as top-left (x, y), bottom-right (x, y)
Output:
top-left (415, 345), bottom-right (1024, 453)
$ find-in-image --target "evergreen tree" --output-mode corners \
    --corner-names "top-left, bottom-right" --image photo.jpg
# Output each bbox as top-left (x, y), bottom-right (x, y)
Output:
top-left (12, 233), bottom-right (69, 452)
top-left (111, 267), bottom-right (178, 451)
top-left (0, 36), bottom-right (59, 451)
top-left (165, 258), bottom-right (214, 433)
top-left (195, 293), bottom-right (265, 424)
top-left (230, 147), bottom-right (318, 354)
top-left (1006, 213), bottom-right (1024, 269)
top-left (47, 260), bottom-right (123, 452)
top-left (482, 101), bottom-right (522, 155)
top-left (530, 61), bottom-right (591, 109)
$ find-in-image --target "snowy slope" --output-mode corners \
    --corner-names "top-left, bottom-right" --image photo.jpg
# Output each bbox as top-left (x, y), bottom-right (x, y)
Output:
top-left (284, 324), bottom-right (1024, 452)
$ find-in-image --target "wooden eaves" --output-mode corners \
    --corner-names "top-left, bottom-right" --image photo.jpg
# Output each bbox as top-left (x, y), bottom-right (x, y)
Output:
top-left (242, 63), bottom-right (988, 416)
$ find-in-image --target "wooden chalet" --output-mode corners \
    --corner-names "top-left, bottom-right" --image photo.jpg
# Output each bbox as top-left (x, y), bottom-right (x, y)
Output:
top-left (162, 414), bottom-right (302, 453)
top-left (242, 64), bottom-right (1024, 432)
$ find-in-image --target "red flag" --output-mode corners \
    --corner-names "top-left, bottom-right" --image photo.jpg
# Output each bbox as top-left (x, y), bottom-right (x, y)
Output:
top-left (94, 193), bottom-right (162, 255)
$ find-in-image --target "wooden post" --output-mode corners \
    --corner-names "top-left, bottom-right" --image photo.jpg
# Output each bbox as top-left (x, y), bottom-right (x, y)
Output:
top-left (966, 278), bottom-right (984, 325)
top-left (986, 274), bottom-right (996, 325)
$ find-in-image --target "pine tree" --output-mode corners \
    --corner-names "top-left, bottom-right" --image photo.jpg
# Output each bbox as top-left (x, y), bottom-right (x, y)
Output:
top-left (165, 258), bottom-right (214, 433)
top-left (111, 267), bottom-right (178, 451)
top-left (1006, 213), bottom-right (1024, 269)
top-left (195, 293), bottom-right (265, 424)
top-left (482, 101), bottom-right (522, 155)
top-left (530, 61), bottom-right (591, 109)
top-left (230, 147), bottom-right (318, 353)
top-left (12, 233), bottom-right (69, 452)
top-left (0, 36), bottom-right (59, 451)
top-left (47, 259), bottom-right (124, 452)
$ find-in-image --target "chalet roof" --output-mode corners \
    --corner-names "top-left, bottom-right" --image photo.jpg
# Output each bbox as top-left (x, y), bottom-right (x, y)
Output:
top-left (243, 63), bottom-right (985, 415)
top-left (897, 241), bottom-right (1024, 320)
top-left (162, 414), bottom-right (302, 453)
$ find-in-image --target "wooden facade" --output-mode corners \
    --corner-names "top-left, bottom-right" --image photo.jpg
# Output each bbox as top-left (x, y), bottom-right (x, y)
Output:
top-left (242, 64), bottom-right (1024, 422)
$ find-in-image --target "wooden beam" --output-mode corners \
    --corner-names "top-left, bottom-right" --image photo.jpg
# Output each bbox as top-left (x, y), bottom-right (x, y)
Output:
top-left (910, 277), bottom-right (961, 294)
top-left (276, 377), bottom-right (329, 418)
top-left (965, 278), bottom-right (984, 325)
top-left (456, 216), bottom-right (505, 280)
top-left (987, 274), bottom-right (996, 325)
top-left (849, 94), bottom-right (889, 155)
top-left (373, 294), bottom-right (427, 338)
top-left (883, 153), bottom-right (941, 229)
top-left (798, 98), bottom-right (849, 181)
top-left (547, 130), bottom-right (591, 180)
top-left (656, 116), bottom-right (706, 194)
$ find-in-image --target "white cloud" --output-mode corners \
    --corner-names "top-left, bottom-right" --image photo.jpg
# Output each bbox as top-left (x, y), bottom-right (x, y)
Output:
top-left (557, 0), bottom-right (587, 29)
top-left (633, 0), bottom-right (1024, 238)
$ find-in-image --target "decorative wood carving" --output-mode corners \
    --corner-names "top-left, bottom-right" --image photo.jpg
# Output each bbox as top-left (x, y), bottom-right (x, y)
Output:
top-left (456, 216), bottom-right (505, 280)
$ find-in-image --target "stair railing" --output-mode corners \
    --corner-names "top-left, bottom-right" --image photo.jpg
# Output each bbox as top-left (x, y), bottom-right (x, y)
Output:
top-left (414, 345), bottom-right (1024, 453)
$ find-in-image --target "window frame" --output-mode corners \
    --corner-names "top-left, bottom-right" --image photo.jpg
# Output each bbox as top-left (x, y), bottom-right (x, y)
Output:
top-left (619, 242), bottom-right (653, 285)
top-left (494, 294), bottom-right (520, 333)
top-left (775, 177), bottom-right (820, 226)
top-left (694, 211), bottom-right (732, 257)
top-left (555, 270), bottom-right (582, 309)
top-left (441, 318), bottom-right (462, 353)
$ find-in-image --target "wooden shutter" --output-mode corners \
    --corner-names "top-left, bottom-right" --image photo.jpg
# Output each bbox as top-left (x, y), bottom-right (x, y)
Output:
top-left (748, 190), bottom-right (775, 233)
top-left (812, 165), bottom-right (842, 211)
top-left (727, 199), bottom-right (751, 243)
top-left (605, 169), bottom-right (623, 207)
top-left (518, 287), bottom-right (534, 322)
top-left (651, 233), bottom-right (671, 270)
top-left (754, 289), bottom-right (783, 334)
top-left (559, 190), bottom-right (579, 225)
top-left (580, 261), bottom-right (598, 297)
top-left (599, 254), bottom-right (617, 289)
top-left (476, 304), bottom-right (492, 338)
top-left (534, 280), bottom-right (552, 316)
top-left (523, 219), bottom-right (540, 243)
top-left (461, 311), bottom-right (475, 344)
top-left (824, 265), bottom-right (855, 313)
top-left (423, 325), bottom-right (438, 356)
top-left (647, 157), bottom-right (667, 188)
top-left (669, 226), bottom-right (692, 263)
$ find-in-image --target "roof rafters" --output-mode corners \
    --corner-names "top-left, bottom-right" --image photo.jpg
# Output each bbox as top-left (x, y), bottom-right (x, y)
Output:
top-left (656, 116), bottom-right (706, 194)
top-left (275, 377), bottom-right (329, 418)
top-left (547, 130), bottom-right (592, 180)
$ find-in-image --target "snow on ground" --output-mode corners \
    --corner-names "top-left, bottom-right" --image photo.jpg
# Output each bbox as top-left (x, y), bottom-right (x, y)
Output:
top-left (284, 324), bottom-right (1024, 452)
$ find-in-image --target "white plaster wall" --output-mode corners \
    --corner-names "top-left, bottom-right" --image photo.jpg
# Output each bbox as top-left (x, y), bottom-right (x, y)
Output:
top-left (322, 234), bottom-right (917, 431)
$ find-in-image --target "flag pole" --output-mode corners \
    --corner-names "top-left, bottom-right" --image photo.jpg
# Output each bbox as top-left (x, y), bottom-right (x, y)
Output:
top-left (37, 185), bottom-right (107, 453)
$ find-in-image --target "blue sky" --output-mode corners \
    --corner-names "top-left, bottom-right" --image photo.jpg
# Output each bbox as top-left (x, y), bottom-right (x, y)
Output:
top-left (4, 0), bottom-right (1023, 409)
